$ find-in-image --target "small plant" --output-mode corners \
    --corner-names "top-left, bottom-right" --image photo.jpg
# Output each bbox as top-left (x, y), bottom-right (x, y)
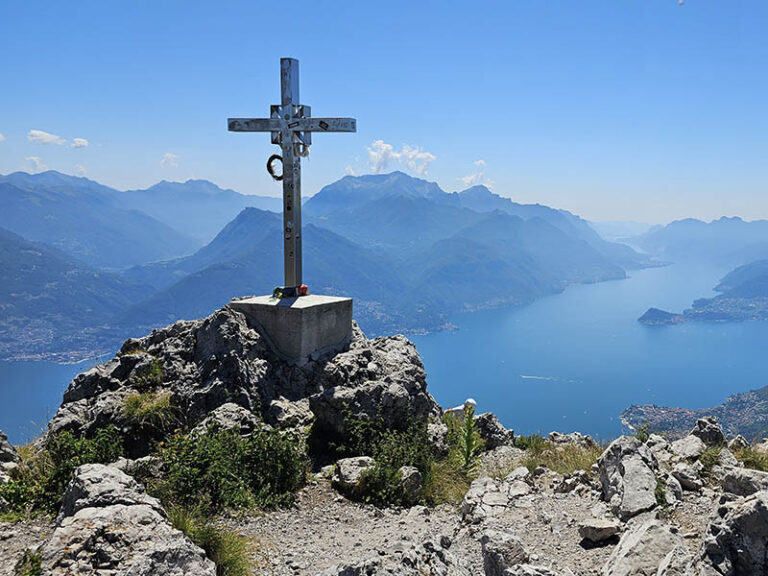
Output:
top-left (458, 404), bottom-right (482, 474)
top-left (132, 358), bottom-right (165, 392)
top-left (0, 427), bottom-right (124, 518)
top-left (519, 436), bottom-right (603, 476)
top-left (514, 433), bottom-right (548, 452)
top-left (655, 476), bottom-right (668, 508)
top-left (167, 505), bottom-right (250, 576)
top-left (735, 446), bottom-right (768, 472)
top-left (152, 426), bottom-right (307, 514)
top-left (15, 549), bottom-right (42, 576)
top-left (700, 447), bottom-right (723, 477)
top-left (634, 423), bottom-right (650, 443)
top-left (122, 391), bottom-right (178, 431)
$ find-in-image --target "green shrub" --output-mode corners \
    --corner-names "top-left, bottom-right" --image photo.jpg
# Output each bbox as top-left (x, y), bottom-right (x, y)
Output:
top-left (132, 358), bottom-right (165, 392)
top-left (514, 433), bottom-right (548, 452)
top-left (167, 505), bottom-right (250, 576)
top-left (457, 405), bottom-right (482, 474)
top-left (122, 391), bottom-right (178, 431)
top-left (519, 436), bottom-right (603, 476)
top-left (329, 411), bottom-right (434, 507)
top-left (735, 446), bottom-right (768, 472)
top-left (151, 427), bottom-right (307, 515)
top-left (14, 549), bottom-right (42, 576)
top-left (0, 427), bottom-right (124, 518)
top-left (700, 447), bottom-right (722, 477)
top-left (655, 476), bottom-right (668, 508)
top-left (634, 423), bottom-right (650, 443)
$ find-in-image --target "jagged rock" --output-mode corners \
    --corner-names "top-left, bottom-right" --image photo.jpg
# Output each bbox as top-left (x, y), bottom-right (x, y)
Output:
top-left (316, 537), bottom-right (470, 576)
top-left (718, 448), bottom-right (739, 469)
top-left (37, 463), bottom-right (215, 575)
top-left (461, 476), bottom-right (532, 523)
top-left (0, 429), bottom-right (20, 483)
top-left (505, 466), bottom-right (532, 483)
top-left (646, 434), bottom-right (669, 452)
top-left (191, 402), bottom-right (264, 436)
top-left (727, 435), bottom-right (749, 452)
top-left (602, 521), bottom-right (685, 576)
top-left (110, 455), bottom-right (164, 479)
top-left (548, 431), bottom-right (596, 449)
top-left (506, 566), bottom-right (567, 576)
top-left (578, 518), bottom-right (622, 543)
top-left (398, 466), bottom-right (423, 505)
top-left (46, 308), bottom-right (441, 458)
top-left (474, 413), bottom-right (514, 450)
top-left (671, 435), bottom-right (706, 460)
top-left (268, 397), bottom-right (314, 429)
top-left (722, 467), bottom-right (768, 496)
top-left (428, 421), bottom-right (450, 456)
top-left (597, 436), bottom-right (659, 520)
top-left (657, 547), bottom-right (693, 576)
top-left (481, 529), bottom-right (529, 576)
top-left (662, 472), bottom-right (683, 505)
top-left (672, 462), bottom-right (703, 491)
top-left (690, 417), bottom-right (726, 447)
top-left (554, 469), bottom-right (591, 494)
top-left (332, 456), bottom-right (375, 495)
top-left (698, 489), bottom-right (768, 575)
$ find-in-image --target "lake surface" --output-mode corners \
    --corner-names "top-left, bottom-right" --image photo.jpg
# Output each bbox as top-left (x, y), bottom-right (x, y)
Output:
top-left (412, 263), bottom-right (768, 440)
top-left (2, 262), bottom-right (768, 444)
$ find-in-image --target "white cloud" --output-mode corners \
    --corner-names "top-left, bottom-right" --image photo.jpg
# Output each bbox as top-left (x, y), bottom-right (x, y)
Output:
top-left (71, 137), bottom-right (89, 149)
top-left (0, 133), bottom-right (6, 142)
top-left (28, 129), bottom-right (66, 146)
top-left (74, 164), bottom-right (87, 176)
top-left (460, 161), bottom-right (494, 189)
top-left (25, 156), bottom-right (48, 173)
top-left (345, 165), bottom-right (359, 176)
top-left (366, 140), bottom-right (436, 176)
top-left (161, 152), bottom-right (179, 167)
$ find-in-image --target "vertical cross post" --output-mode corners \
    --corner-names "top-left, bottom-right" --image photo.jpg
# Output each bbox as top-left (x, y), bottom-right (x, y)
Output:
top-left (228, 58), bottom-right (356, 296)
top-left (281, 58), bottom-right (302, 289)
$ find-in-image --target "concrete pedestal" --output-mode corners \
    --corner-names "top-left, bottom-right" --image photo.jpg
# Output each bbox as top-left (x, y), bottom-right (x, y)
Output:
top-left (229, 295), bottom-right (353, 364)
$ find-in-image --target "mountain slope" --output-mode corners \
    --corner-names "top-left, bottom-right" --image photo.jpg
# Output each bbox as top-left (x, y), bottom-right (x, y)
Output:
top-left (123, 208), bottom-right (282, 290)
top-left (0, 228), bottom-right (152, 360)
top-left (0, 171), bottom-right (199, 269)
top-left (633, 217), bottom-right (768, 266)
top-left (120, 179), bottom-right (282, 242)
top-left (118, 223), bottom-right (417, 335)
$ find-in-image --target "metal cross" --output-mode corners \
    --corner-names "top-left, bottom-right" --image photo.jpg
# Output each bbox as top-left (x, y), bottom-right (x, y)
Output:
top-left (228, 57), bottom-right (356, 295)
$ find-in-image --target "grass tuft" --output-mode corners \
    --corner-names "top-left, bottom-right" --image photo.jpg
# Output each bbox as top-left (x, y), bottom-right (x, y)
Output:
top-left (517, 434), bottom-right (603, 476)
top-left (122, 391), bottom-right (178, 431)
top-left (735, 446), bottom-right (768, 472)
top-left (168, 505), bottom-right (251, 576)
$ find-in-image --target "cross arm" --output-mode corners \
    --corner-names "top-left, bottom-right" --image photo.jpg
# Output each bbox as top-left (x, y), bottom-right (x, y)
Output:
top-left (228, 117), bottom-right (356, 133)
top-left (296, 118), bottom-right (357, 132)
top-left (228, 118), bottom-right (282, 132)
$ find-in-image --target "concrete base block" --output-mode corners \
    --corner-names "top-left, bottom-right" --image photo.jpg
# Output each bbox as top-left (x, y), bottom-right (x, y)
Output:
top-left (229, 295), bottom-right (353, 365)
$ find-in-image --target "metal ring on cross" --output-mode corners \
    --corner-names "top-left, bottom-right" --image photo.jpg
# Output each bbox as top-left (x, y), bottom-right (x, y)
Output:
top-left (267, 154), bottom-right (283, 181)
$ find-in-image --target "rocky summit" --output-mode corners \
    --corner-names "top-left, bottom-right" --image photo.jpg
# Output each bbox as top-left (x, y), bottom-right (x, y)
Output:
top-left (3, 305), bottom-right (768, 575)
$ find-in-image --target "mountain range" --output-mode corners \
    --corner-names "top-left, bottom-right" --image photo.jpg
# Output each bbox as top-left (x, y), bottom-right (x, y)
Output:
top-left (632, 216), bottom-right (768, 267)
top-left (0, 170), bottom-right (651, 360)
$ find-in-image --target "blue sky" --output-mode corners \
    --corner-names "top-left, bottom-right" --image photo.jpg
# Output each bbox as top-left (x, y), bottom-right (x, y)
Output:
top-left (1, 0), bottom-right (767, 222)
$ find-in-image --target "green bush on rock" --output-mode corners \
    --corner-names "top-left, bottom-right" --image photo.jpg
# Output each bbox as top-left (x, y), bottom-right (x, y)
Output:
top-left (150, 426), bottom-right (308, 515)
top-left (0, 427), bottom-right (125, 519)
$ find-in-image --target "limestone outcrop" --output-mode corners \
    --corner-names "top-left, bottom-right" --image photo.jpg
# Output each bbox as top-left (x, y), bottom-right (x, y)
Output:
top-left (697, 490), bottom-right (768, 575)
top-left (46, 306), bottom-right (442, 458)
top-left (33, 464), bottom-right (215, 575)
top-left (597, 436), bottom-right (658, 520)
top-left (0, 429), bottom-right (20, 484)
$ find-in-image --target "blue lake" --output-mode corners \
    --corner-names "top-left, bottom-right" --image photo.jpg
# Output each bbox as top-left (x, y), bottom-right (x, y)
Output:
top-left (2, 262), bottom-right (767, 444)
top-left (412, 262), bottom-right (768, 440)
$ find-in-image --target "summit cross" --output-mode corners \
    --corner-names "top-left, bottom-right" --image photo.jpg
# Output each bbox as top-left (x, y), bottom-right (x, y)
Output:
top-left (228, 57), bottom-right (356, 295)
